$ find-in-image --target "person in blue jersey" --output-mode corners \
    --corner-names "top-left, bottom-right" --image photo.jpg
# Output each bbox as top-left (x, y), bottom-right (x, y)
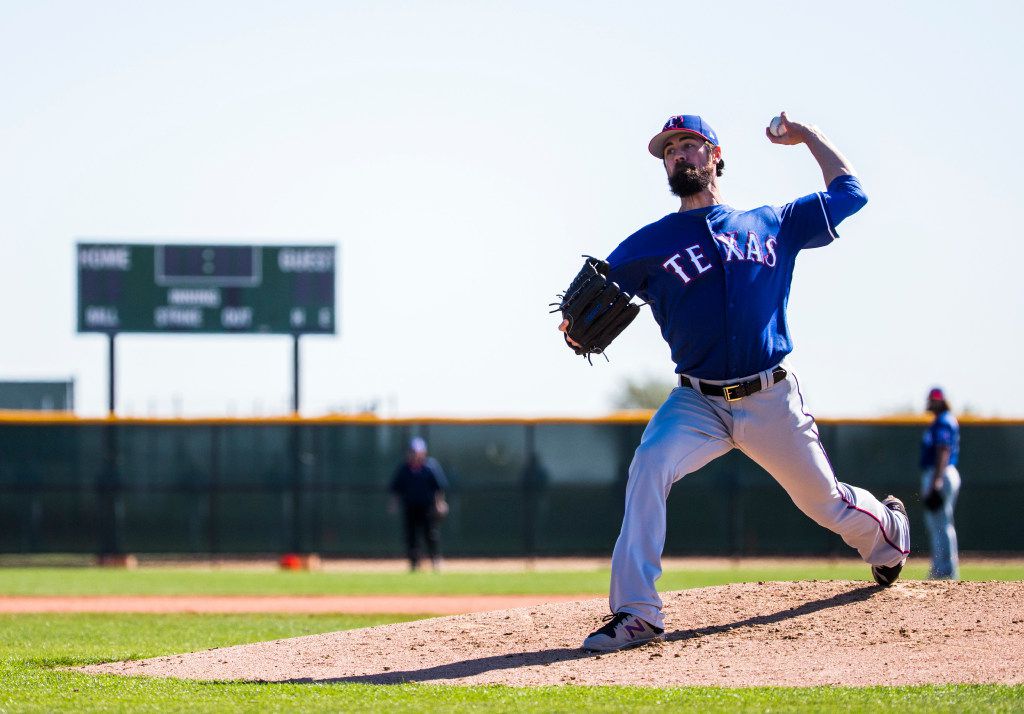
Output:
top-left (562, 113), bottom-right (912, 652)
top-left (920, 387), bottom-right (961, 579)
top-left (389, 437), bottom-right (449, 572)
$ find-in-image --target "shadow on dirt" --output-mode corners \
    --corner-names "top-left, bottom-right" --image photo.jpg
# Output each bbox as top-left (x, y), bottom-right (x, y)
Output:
top-left (292, 583), bottom-right (883, 684)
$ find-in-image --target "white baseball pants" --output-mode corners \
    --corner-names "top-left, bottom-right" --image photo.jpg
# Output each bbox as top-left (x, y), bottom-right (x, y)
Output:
top-left (920, 466), bottom-right (960, 579)
top-left (609, 364), bottom-right (911, 629)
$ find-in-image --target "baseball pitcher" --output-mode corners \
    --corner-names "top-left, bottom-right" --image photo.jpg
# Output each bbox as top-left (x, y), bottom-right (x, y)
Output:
top-left (555, 112), bottom-right (911, 652)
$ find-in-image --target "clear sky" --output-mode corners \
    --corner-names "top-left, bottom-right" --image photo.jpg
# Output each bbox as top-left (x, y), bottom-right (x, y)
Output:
top-left (1, 1), bottom-right (1021, 418)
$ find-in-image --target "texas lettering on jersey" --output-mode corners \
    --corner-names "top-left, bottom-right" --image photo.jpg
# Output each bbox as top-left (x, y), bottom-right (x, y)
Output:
top-left (662, 232), bottom-right (777, 285)
top-left (604, 174), bottom-right (867, 379)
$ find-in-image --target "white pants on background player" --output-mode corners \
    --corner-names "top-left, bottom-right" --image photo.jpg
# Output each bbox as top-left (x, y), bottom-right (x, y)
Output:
top-left (610, 363), bottom-right (911, 629)
top-left (920, 466), bottom-right (960, 579)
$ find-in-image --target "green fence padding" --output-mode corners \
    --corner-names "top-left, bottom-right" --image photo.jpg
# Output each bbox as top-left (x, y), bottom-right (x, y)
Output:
top-left (0, 420), bottom-right (1020, 555)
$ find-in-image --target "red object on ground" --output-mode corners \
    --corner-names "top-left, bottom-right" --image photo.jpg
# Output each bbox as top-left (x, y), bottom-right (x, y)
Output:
top-left (279, 554), bottom-right (301, 570)
top-left (279, 553), bottom-right (321, 570)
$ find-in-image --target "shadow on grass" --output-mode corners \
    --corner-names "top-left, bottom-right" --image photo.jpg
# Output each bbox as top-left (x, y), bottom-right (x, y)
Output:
top-left (291, 583), bottom-right (883, 684)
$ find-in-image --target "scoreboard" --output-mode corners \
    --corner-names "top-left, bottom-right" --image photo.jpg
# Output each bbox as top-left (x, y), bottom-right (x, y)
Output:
top-left (77, 243), bottom-right (337, 334)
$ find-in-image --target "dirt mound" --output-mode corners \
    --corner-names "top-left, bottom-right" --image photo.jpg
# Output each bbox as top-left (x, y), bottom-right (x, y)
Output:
top-left (81, 580), bottom-right (1024, 687)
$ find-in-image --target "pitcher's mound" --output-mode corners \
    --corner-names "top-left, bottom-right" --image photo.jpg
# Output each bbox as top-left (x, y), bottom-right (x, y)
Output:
top-left (82, 580), bottom-right (1024, 687)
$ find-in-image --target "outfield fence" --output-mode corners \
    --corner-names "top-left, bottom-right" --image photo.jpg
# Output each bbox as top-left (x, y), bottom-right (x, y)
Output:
top-left (0, 414), bottom-right (1021, 556)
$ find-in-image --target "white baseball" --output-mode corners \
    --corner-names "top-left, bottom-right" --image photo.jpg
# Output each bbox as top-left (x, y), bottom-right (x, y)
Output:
top-left (769, 116), bottom-right (787, 137)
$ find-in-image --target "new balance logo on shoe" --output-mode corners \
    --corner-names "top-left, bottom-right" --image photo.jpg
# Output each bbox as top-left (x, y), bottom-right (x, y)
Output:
top-left (623, 620), bottom-right (648, 637)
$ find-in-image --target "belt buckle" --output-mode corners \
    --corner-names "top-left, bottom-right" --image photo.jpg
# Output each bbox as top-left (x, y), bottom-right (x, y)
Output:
top-left (722, 383), bottom-right (743, 402)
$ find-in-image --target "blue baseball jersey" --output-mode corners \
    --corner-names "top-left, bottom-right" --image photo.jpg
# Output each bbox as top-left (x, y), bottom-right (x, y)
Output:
top-left (606, 174), bottom-right (867, 379)
top-left (920, 411), bottom-right (960, 469)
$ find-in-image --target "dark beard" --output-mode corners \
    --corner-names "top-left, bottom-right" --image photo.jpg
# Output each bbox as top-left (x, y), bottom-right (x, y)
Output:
top-left (668, 161), bottom-right (714, 197)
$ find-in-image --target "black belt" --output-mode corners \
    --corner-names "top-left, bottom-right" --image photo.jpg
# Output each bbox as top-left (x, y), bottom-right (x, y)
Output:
top-left (679, 367), bottom-right (787, 402)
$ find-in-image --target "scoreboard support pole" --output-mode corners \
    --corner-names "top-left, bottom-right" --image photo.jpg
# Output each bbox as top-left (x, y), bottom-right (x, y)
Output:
top-left (292, 333), bottom-right (301, 415)
top-left (100, 330), bottom-right (128, 564)
top-left (288, 333), bottom-right (304, 556)
top-left (107, 332), bottom-right (117, 416)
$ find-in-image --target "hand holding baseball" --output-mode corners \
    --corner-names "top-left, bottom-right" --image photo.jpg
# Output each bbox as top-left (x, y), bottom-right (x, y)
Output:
top-left (765, 111), bottom-right (810, 145)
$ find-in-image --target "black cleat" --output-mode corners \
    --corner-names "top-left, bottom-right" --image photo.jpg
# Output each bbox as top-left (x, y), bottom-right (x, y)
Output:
top-left (871, 495), bottom-right (908, 587)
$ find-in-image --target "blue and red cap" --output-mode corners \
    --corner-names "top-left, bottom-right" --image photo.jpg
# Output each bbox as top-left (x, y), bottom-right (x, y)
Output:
top-left (927, 387), bottom-right (946, 402)
top-left (648, 115), bottom-right (719, 158)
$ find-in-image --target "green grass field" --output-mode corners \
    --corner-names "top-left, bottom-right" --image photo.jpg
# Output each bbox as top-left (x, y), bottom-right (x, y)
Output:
top-left (2, 612), bottom-right (1023, 713)
top-left (2, 563), bottom-right (1023, 712)
top-left (0, 561), bottom-right (1023, 596)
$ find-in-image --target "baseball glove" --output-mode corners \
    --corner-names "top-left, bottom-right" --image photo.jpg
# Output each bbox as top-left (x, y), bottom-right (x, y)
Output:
top-left (553, 256), bottom-right (640, 362)
top-left (922, 488), bottom-right (943, 512)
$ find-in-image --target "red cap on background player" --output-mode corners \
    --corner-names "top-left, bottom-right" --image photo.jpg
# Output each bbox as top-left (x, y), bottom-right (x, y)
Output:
top-left (928, 387), bottom-right (945, 402)
top-left (648, 115), bottom-right (719, 158)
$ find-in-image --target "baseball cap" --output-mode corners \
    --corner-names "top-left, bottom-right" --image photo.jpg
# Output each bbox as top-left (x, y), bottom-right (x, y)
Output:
top-left (648, 115), bottom-right (720, 158)
top-left (927, 387), bottom-right (946, 402)
top-left (409, 437), bottom-right (428, 454)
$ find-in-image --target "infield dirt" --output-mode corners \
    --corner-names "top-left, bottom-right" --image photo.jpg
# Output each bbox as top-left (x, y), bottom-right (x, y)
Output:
top-left (81, 580), bottom-right (1024, 687)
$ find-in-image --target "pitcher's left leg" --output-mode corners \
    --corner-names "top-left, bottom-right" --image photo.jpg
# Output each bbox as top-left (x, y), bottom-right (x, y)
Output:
top-left (735, 371), bottom-right (909, 567)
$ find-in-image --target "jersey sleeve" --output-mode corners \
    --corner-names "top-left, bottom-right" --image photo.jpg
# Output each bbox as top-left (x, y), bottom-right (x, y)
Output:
top-left (932, 419), bottom-right (956, 448)
top-left (780, 174), bottom-right (868, 250)
top-left (605, 246), bottom-right (649, 298)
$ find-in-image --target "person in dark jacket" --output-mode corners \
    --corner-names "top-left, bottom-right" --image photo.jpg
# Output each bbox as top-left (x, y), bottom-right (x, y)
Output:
top-left (389, 437), bottom-right (448, 571)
